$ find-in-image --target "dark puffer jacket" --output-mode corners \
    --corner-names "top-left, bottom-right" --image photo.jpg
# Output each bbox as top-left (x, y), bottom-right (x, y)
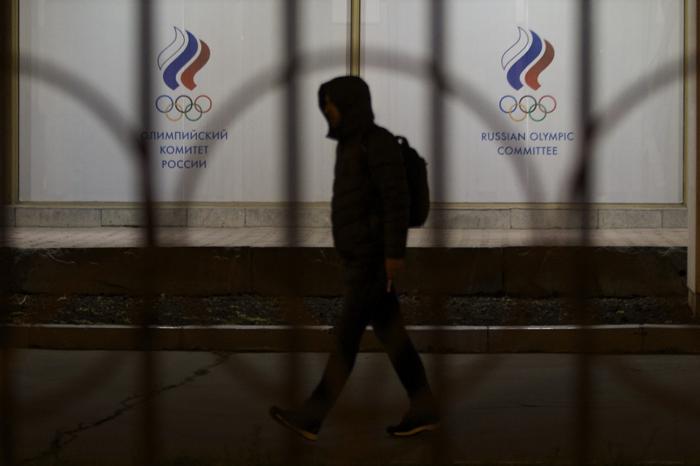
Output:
top-left (318, 76), bottom-right (409, 263)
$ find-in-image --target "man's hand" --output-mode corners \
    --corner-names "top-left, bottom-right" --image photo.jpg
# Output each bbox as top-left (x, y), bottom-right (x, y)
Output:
top-left (385, 258), bottom-right (405, 292)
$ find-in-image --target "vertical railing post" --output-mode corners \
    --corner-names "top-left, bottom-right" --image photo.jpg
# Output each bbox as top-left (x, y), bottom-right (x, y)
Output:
top-left (429, 0), bottom-right (446, 234)
top-left (137, 1), bottom-right (159, 465)
top-left (139, 4), bottom-right (157, 249)
top-left (574, 0), bottom-right (594, 464)
top-left (282, 0), bottom-right (302, 462)
top-left (0, 0), bottom-right (12, 208)
top-left (0, 0), bottom-right (16, 463)
top-left (429, 0), bottom-right (450, 463)
top-left (284, 3), bottom-right (300, 238)
top-left (689, 0), bottom-right (700, 315)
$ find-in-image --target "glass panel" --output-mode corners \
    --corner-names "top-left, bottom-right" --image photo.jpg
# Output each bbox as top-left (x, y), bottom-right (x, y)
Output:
top-left (363, 0), bottom-right (684, 203)
top-left (19, 0), bottom-right (348, 202)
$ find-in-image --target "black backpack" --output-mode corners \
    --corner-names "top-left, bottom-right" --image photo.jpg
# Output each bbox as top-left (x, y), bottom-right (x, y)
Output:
top-left (361, 131), bottom-right (430, 228)
top-left (395, 136), bottom-right (430, 227)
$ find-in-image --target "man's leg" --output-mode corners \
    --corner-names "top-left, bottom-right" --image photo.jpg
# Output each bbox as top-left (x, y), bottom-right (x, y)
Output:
top-left (371, 287), bottom-right (434, 406)
top-left (370, 284), bottom-right (440, 436)
top-left (302, 265), bottom-right (374, 421)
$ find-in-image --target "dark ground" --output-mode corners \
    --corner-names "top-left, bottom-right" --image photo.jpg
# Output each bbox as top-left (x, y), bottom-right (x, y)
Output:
top-left (10, 351), bottom-right (700, 465)
top-left (2, 294), bottom-right (696, 326)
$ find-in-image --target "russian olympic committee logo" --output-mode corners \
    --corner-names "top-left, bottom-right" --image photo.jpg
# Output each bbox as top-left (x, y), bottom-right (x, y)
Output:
top-left (500, 27), bottom-right (556, 123)
top-left (156, 27), bottom-right (212, 122)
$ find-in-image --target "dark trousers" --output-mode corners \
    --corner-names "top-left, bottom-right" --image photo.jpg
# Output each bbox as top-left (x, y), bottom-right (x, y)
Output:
top-left (303, 258), bottom-right (433, 422)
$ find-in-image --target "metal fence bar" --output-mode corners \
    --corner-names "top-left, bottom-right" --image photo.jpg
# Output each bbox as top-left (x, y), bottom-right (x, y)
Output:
top-left (137, 1), bottom-right (158, 465)
top-left (694, 0), bottom-right (700, 317)
top-left (0, 340), bottom-right (14, 466)
top-left (284, 1), bottom-right (300, 239)
top-left (574, 0), bottom-right (594, 464)
top-left (429, 0), bottom-right (450, 463)
top-left (0, 0), bottom-right (15, 463)
top-left (283, 0), bottom-right (303, 462)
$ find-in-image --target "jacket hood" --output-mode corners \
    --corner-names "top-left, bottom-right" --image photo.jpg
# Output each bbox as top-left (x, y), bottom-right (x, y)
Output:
top-left (318, 76), bottom-right (375, 140)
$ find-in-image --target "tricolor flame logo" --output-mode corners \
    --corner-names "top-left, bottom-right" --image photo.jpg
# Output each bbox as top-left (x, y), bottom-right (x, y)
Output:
top-left (157, 27), bottom-right (211, 91)
top-left (501, 27), bottom-right (555, 91)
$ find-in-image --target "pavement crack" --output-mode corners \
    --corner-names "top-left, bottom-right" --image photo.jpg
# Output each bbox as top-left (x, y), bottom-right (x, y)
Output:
top-left (21, 352), bottom-right (231, 465)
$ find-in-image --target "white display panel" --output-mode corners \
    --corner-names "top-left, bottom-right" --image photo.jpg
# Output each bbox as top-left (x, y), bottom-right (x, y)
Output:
top-left (363, 0), bottom-right (684, 203)
top-left (20, 0), bottom-right (347, 202)
top-left (20, 0), bottom-right (685, 204)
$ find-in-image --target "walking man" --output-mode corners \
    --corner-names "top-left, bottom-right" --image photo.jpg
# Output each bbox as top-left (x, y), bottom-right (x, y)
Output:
top-left (270, 76), bottom-right (439, 440)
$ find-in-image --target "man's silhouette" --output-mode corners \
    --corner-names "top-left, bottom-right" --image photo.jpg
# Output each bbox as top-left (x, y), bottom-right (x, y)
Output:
top-left (270, 76), bottom-right (438, 440)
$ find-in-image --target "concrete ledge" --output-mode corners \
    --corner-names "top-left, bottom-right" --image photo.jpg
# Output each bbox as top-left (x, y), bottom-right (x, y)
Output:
top-left (101, 208), bottom-right (187, 227)
top-left (424, 209), bottom-right (510, 229)
top-left (244, 207), bottom-right (331, 227)
top-left (511, 209), bottom-right (598, 229)
top-left (641, 324), bottom-right (700, 353)
top-left (179, 325), bottom-right (337, 352)
top-left (1, 325), bottom-right (28, 347)
top-left (9, 205), bottom-right (688, 229)
top-left (23, 325), bottom-right (182, 350)
top-left (663, 209), bottom-right (688, 228)
top-left (4, 324), bottom-right (700, 353)
top-left (599, 209), bottom-right (663, 229)
top-left (188, 207), bottom-right (245, 227)
top-left (487, 325), bottom-right (643, 353)
top-left (408, 326), bottom-right (489, 352)
top-left (16, 207), bottom-right (101, 227)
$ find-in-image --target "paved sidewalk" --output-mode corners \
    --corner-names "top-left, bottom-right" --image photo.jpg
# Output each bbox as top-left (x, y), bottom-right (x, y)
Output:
top-left (7, 350), bottom-right (700, 465)
top-left (4, 227), bottom-right (688, 249)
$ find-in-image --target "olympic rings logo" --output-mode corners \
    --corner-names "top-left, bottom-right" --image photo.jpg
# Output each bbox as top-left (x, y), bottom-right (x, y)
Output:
top-left (499, 95), bottom-right (557, 122)
top-left (155, 95), bottom-right (213, 122)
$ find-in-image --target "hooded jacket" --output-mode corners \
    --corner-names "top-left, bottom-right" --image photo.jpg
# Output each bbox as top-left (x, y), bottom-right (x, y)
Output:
top-left (318, 76), bottom-right (409, 262)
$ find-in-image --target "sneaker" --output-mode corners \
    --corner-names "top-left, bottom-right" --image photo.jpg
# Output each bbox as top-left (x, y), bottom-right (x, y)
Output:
top-left (269, 406), bottom-right (321, 441)
top-left (386, 408), bottom-right (440, 437)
